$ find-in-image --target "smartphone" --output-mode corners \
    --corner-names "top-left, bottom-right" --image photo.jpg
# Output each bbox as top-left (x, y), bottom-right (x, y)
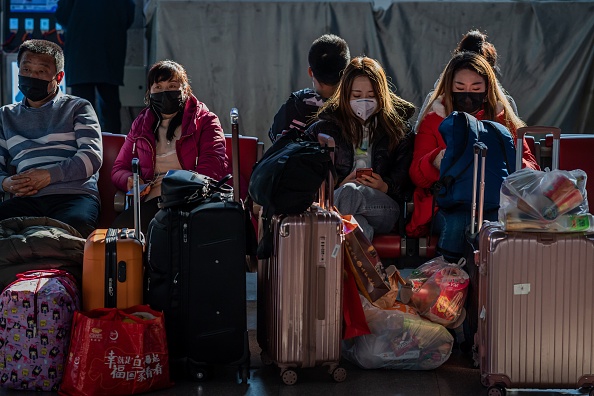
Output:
top-left (356, 168), bottom-right (373, 178)
top-left (126, 184), bottom-right (149, 196)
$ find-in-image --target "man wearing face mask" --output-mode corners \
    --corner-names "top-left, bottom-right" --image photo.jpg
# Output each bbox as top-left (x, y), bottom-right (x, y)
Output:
top-left (110, 60), bottom-right (228, 234)
top-left (304, 57), bottom-right (415, 241)
top-left (0, 40), bottom-right (102, 238)
top-left (408, 52), bottom-right (538, 259)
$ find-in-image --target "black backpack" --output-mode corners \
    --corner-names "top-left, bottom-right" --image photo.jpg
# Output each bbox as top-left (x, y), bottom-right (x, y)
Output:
top-left (248, 131), bottom-right (334, 258)
top-left (248, 131), bottom-right (334, 219)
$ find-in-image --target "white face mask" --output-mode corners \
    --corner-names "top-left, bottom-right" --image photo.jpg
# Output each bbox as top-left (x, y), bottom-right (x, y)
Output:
top-left (350, 99), bottom-right (377, 121)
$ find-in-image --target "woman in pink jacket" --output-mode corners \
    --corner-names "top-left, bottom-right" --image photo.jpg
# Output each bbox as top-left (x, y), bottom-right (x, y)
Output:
top-left (111, 60), bottom-right (228, 232)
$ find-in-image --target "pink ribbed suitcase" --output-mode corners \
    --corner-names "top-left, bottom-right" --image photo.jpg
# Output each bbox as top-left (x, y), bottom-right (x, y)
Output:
top-left (477, 224), bottom-right (594, 395)
top-left (259, 134), bottom-right (346, 385)
top-left (476, 127), bottom-right (594, 396)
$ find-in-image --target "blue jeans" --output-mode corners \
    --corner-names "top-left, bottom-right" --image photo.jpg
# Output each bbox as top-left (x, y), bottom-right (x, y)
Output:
top-left (334, 182), bottom-right (399, 241)
top-left (0, 194), bottom-right (100, 238)
top-left (435, 208), bottom-right (498, 262)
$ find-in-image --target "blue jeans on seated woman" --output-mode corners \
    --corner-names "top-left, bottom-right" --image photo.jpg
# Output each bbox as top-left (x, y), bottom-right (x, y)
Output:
top-left (434, 207), bottom-right (498, 263)
top-left (334, 182), bottom-right (400, 241)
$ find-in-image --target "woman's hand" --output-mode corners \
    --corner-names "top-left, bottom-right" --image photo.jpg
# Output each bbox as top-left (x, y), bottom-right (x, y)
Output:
top-left (357, 172), bottom-right (388, 193)
top-left (126, 176), bottom-right (151, 197)
top-left (433, 149), bottom-right (445, 170)
top-left (339, 170), bottom-right (358, 187)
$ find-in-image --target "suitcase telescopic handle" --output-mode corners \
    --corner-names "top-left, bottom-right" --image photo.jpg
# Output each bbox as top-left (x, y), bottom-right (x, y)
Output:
top-left (516, 126), bottom-right (561, 171)
top-left (477, 144), bottom-right (487, 232)
top-left (316, 133), bottom-right (335, 209)
top-left (230, 108), bottom-right (241, 203)
top-left (470, 142), bottom-right (487, 235)
top-left (132, 158), bottom-right (141, 240)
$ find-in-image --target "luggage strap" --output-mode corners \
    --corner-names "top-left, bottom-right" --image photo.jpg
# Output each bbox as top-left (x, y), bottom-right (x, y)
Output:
top-left (104, 228), bottom-right (118, 308)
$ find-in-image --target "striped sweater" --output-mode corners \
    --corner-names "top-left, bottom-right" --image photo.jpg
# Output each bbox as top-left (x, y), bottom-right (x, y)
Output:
top-left (0, 91), bottom-right (102, 198)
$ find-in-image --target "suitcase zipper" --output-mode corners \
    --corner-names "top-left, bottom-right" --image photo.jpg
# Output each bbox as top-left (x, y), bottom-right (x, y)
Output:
top-left (33, 279), bottom-right (41, 338)
top-left (179, 212), bottom-right (190, 345)
top-left (173, 212), bottom-right (189, 317)
top-left (104, 229), bottom-right (118, 308)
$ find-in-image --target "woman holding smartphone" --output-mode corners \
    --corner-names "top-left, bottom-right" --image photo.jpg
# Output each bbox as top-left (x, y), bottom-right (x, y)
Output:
top-left (111, 60), bottom-right (228, 233)
top-left (304, 56), bottom-right (415, 240)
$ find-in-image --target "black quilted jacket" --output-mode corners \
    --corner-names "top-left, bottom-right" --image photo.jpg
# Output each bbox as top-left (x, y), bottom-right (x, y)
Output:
top-left (0, 217), bottom-right (85, 290)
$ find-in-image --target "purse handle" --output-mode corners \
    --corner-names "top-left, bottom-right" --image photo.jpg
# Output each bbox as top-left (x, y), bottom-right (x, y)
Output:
top-left (211, 174), bottom-right (233, 194)
top-left (185, 174), bottom-right (233, 205)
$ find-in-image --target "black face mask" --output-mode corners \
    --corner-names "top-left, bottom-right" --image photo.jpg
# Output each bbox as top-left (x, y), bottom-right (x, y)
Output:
top-left (150, 90), bottom-right (182, 115)
top-left (452, 91), bottom-right (487, 114)
top-left (18, 75), bottom-right (54, 102)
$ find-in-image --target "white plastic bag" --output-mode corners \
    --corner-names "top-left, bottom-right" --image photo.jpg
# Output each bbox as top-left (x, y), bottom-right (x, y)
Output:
top-left (499, 168), bottom-right (591, 232)
top-left (341, 296), bottom-right (453, 370)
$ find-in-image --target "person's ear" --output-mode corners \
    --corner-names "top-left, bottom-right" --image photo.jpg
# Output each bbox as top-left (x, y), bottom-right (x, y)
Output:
top-left (182, 85), bottom-right (191, 101)
top-left (56, 71), bottom-right (65, 84)
top-left (308, 67), bottom-right (313, 78)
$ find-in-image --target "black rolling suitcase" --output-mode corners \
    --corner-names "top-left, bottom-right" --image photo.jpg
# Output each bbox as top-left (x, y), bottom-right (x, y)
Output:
top-left (144, 108), bottom-right (250, 383)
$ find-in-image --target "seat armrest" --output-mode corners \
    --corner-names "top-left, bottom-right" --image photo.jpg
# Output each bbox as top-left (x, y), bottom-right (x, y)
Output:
top-left (252, 202), bottom-right (262, 218)
top-left (257, 141), bottom-right (265, 161)
top-left (114, 190), bottom-right (127, 213)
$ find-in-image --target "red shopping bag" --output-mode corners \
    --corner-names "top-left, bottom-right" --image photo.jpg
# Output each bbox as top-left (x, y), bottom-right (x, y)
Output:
top-left (59, 305), bottom-right (173, 396)
top-left (342, 264), bottom-right (371, 339)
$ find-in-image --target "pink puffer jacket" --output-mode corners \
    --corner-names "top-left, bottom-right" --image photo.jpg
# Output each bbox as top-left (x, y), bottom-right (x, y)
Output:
top-left (111, 95), bottom-right (228, 191)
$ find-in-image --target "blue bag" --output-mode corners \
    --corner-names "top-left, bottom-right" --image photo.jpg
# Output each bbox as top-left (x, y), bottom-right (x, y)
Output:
top-left (436, 111), bottom-right (516, 211)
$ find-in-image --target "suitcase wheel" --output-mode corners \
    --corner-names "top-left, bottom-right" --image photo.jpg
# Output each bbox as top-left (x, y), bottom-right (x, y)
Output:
top-left (187, 361), bottom-right (210, 382)
top-left (238, 365), bottom-right (250, 384)
top-left (487, 385), bottom-right (506, 396)
top-left (280, 369), bottom-right (298, 385)
top-left (331, 366), bottom-right (347, 383)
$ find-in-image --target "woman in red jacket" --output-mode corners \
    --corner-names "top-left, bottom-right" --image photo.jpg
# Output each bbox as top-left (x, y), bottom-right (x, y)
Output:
top-left (408, 52), bottom-right (539, 261)
top-left (111, 60), bottom-right (228, 232)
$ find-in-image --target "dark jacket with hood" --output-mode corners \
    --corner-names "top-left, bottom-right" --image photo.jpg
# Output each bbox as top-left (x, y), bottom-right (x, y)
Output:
top-left (268, 88), bottom-right (325, 143)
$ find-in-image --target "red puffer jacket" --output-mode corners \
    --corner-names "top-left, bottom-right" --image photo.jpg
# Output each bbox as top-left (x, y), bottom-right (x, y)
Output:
top-left (111, 95), bottom-right (228, 192)
top-left (406, 100), bottom-right (539, 237)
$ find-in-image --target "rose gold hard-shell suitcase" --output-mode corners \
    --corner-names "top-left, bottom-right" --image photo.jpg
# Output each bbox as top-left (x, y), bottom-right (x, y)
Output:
top-left (477, 127), bottom-right (594, 396)
top-left (477, 223), bottom-right (594, 395)
top-left (259, 134), bottom-right (346, 385)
